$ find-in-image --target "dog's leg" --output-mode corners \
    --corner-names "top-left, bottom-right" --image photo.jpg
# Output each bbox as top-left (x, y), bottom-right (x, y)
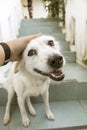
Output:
top-left (17, 96), bottom-right (30, 127)
top-left (26, 97), bottom-right (36, 116)
top-left (3, 89), bottom-right (14, 125)
top-left (42, 89), bottom-right (54, 120)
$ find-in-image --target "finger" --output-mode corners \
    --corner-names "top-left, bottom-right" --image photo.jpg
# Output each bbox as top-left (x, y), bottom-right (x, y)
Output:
top-left (25, 33), bottom-right (42, 42)
top-left (34, 33), bottom-right (42, 37)
top-left (31, 33), bottom-right (42, 38)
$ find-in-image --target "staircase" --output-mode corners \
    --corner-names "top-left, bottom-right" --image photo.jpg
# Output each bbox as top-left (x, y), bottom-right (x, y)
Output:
top-left (0, 18), bottom-right (87, 130)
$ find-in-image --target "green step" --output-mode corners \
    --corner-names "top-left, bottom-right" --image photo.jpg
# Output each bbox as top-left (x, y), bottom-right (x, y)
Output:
top-left (0, 101), bottom-right (87, 130)
top-left (21, 19), bottom-right (59, 27)
top-left (21, 18), bottom-right (57, 23)
top-left (52, 33), bottom-right (66, 42)
top-left (59, 42), bottom-right (70, 51)
top-left (19, 20), bottom-right (69, 50)
top-left (0, 79), bottom-right (87, 105)
top-left (0, 81), bottom-right (79, 105)
top-left (19, 19), bottom-right (71, 51)
top-left (19, 19), bottom-right (62, 36)
top-left (64, 63), bottom-right (87, 82)
top-left (19, 26), bottom-right (60, 36)
top-left (19, 29), bottom-right (68, 51)
top-left (62, 51), bottom-right (76, 63)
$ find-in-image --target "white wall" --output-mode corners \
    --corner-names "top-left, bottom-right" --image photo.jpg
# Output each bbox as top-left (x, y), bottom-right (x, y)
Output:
top-left (65, 0), bottom-right (87, 63)
top-left (0, 0), bottom-right (22, 42)
top-left (33, 0), bottom-right (48, 18)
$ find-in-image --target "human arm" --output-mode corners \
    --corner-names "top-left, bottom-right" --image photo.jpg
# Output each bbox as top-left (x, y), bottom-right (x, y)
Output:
top-left (0, 33), bottom-right (42, 66)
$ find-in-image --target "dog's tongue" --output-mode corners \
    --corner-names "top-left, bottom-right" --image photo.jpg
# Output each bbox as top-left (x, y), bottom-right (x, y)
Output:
top-left (49, 69), bottom-right (65, 81)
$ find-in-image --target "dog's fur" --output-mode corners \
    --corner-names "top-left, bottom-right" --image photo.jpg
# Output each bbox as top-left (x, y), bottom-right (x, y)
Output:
top-left (3, 35), bottom-right (65, 127)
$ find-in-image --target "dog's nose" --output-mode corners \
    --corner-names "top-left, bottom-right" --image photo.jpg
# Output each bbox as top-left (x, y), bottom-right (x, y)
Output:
top-left (48, 54), bottom-right (63, 68)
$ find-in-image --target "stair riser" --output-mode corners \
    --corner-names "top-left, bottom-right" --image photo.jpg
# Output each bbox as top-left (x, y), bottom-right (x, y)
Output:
top-left (21, 20), bottom-right (59, 27)
top-left (0, 82), bottom-right (87, 105)
top-left (62, 52), bottom-right (76, 63)
top-left (19, 28), bottom-right (60, 36)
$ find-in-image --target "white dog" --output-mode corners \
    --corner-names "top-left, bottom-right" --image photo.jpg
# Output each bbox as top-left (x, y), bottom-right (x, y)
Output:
top-left (2, 35), bottom-right (65, 127)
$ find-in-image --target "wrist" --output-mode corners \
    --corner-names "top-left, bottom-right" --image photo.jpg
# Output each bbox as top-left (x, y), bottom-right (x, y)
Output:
top-left (0, 43), bottom-right (11, 65)
top-left (0, 45), bottom-right (5, 65)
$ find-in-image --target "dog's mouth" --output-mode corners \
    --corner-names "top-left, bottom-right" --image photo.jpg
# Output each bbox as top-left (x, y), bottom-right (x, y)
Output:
top-left (34, 68), bottom-right (65, 81)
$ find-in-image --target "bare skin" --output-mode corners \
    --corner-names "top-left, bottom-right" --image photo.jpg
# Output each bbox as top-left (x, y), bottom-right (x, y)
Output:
top-left (0, 33), bottom-right (42, 66)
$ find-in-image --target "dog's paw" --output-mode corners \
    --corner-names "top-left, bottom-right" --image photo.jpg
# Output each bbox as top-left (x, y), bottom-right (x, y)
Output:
top-left (22, 117), bottom-right (30, 127)
top-left (46, 111), bottom-right (55, 121)
top-left (3, 114), bottom-right (10, 125)
top-left (29, 107), bottom-right (36, 116)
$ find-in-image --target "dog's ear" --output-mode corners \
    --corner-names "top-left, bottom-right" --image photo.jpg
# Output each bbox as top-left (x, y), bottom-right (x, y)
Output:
top-left (14, 61), bottom-right (25, 73)
top-left (14, 62), bottom-right (21, 73)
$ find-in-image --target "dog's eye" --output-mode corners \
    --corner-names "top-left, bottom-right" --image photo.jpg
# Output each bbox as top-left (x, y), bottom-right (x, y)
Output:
top-left (48, 40), bottom-right (54, 46)
top-left (28, 49), bottom-right (37, 56)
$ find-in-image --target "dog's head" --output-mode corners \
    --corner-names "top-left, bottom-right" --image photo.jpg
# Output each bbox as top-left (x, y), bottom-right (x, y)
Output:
top-left (22, 35), bottom-right (65, 81)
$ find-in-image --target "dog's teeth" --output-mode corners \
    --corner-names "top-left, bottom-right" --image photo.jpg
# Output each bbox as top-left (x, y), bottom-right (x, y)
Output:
top-left (51, 73), bottom-right (55, 77)
top-left (55, 76), bottom-right (58, 78)
top-left (51, 73), bottom-right (58, 78)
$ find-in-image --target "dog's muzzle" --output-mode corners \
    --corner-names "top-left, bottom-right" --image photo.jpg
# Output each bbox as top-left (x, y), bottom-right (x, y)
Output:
top-left (47, 54), bottom-right (63, 69)
top-left (34, 55), bottom-right (65, 81)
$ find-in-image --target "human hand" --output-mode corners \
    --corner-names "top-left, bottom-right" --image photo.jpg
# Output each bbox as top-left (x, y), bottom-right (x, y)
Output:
top-left (7, 33), bottom-right (42, 61)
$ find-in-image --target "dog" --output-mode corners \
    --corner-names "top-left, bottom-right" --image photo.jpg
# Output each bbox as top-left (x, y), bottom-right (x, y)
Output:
top-left (2, 35), bottom-right (65, 127)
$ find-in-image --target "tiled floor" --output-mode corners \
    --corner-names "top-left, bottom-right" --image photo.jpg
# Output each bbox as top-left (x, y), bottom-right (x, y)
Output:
top-left (0, 100), bottom-right (87, 130)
